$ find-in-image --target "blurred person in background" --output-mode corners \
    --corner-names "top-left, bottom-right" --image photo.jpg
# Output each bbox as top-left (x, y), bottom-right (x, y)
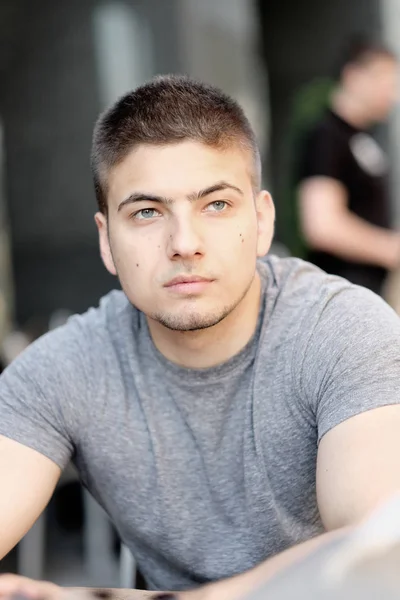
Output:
top-left (1, 76), bottom-right (400, 600)
top-left (296, 36), bottom-right (400, 295)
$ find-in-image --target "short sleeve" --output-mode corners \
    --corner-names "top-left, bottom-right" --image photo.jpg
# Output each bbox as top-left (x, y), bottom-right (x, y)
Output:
top-left (0, 317), bottom-right (93, 469)
top-left (296, 285), bottom-right (400, 443)
top-left (298, 125), bottom-right (346, 183)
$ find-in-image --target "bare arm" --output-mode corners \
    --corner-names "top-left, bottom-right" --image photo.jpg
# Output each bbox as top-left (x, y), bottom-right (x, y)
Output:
top-left (0, 435), bottom-right (61, 559)
top-left (298, 177), bottom-right (400, 269)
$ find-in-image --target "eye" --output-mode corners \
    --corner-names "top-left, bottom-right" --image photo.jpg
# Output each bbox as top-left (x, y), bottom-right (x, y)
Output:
top-left (131, 208), bottom-right (161, 220)
top-left (205, 200), bottom-right (228, 212)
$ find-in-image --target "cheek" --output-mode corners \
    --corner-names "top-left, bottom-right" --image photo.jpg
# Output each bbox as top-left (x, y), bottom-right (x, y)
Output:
top-left (109, 230), bottom-right (146, 276)
top-left (111, 229), bottom-right (167, 296)
top-left (218, 223), bottom-right (258, 270)
top-left (236, 217), bottom-right (259, 250)
top-left (222, 232), bottom-right (258, 291)
top-left (116, 248), bottom-right (153, 278)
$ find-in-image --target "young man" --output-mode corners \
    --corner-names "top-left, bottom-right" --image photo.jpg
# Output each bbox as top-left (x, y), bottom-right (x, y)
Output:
top-left (297, 37), bottom-right (400, 295)
top-left (1, 75), bottom-right (400, 600)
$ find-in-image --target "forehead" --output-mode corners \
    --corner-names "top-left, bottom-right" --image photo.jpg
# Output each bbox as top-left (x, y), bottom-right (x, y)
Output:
top-left (107, 141), bottom-right (254, 205)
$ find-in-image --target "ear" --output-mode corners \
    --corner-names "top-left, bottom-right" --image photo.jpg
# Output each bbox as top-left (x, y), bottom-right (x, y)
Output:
top-left (94, 212), bottom-right (117, 276)
top-left (255, 190), bottom-right (275, 258)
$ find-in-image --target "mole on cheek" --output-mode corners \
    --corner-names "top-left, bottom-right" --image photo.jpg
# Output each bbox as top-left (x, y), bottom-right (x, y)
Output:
top-left (136, 263), bottom-right (139, 267)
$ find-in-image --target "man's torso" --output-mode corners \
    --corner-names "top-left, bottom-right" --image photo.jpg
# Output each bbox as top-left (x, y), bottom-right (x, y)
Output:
top-left (68, 259), bottom-right (332, 589)
top-left (2, 256), bottom-right (398, 590)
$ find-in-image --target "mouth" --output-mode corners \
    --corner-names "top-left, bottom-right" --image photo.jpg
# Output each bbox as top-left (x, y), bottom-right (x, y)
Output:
top-left (164, 275), bottom-right (215, 295)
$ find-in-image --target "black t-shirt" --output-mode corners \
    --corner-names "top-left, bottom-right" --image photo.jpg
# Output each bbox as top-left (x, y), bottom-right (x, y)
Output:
top-left (297, 109), bottom-right (392, 294)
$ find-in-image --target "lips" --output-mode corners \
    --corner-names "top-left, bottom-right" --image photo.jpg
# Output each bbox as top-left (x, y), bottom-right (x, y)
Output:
top-left (163, 274), bottom-right (215, 295)
top-left (164, 275), bottom-right (213, 287)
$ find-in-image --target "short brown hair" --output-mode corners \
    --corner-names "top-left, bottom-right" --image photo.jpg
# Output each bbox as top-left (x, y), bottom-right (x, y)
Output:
top-left (91, 75), bottom-right (261, 214)
top-left (336, 34), bottom-right (396, 78)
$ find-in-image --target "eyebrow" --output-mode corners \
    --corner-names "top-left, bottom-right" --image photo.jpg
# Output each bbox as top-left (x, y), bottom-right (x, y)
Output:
top-left (117, 181), bottom-right (243, 212)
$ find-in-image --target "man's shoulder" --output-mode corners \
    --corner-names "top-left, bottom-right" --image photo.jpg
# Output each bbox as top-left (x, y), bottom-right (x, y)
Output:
top-left (77, 288), bottom-right (132, 332)
top-left (0, 289), bottom-right (135, 404)
top-left (261, 255), bottom-right (400, 391)
top-left (261, 255), bottom-right (394, 330)
top-left (19, 289), bottom-right (133, 364)
top-left (266, 255), bottom-right (400, 355)
top-left (262, 254), bottom-right (350, 300)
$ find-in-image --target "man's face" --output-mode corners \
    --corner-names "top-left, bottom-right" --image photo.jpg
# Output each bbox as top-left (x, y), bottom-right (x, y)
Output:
top-left (95, 141), bottom-right (274, 331)
top-left (349, 56), bottom-right (398, 121)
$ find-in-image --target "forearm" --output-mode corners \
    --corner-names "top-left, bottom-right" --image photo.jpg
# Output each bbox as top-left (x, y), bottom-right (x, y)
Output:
top-left (180, 528), bottom-right (348, 600)
top-left (307, 212), bottom-right (400, 270)
top-left (80, 530), bottom-right (348, 600)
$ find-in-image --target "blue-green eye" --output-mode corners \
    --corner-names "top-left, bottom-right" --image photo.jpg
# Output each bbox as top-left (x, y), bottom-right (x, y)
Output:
top-left (133, 208), bottom-right (161, 220)
top-left (207, 201), bottom-right (228, 212)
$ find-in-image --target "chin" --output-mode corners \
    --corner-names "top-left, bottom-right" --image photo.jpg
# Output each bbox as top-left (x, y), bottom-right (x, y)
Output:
top-left (151, 306), bottom-right (232, 332)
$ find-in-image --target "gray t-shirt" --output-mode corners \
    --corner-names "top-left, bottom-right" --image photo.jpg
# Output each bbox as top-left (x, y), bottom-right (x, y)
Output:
top-left (1, 256), bottom-right (400, 591)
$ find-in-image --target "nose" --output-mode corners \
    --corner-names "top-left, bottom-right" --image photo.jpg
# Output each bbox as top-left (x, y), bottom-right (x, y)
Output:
top-left (166, 213), bottom-right (204, 260)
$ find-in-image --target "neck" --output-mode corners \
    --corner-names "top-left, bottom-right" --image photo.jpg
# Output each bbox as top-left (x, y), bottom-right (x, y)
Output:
top-left (146, 272), bottom-right (262, 369)
top-left (331, 87), bottom-right (372, 129)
